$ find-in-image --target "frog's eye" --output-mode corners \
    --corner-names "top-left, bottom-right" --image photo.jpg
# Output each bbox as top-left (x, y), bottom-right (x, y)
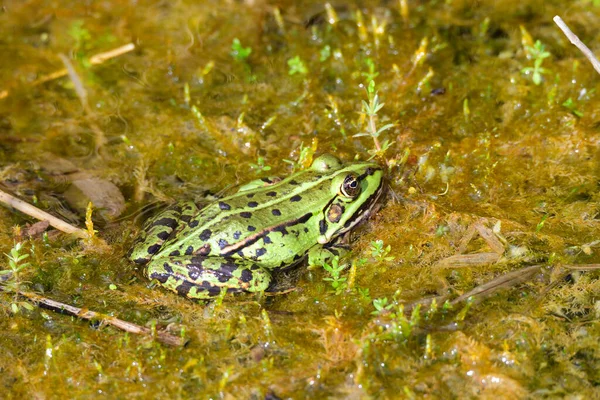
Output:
top-left (341, 174), bottom-right (360, 198)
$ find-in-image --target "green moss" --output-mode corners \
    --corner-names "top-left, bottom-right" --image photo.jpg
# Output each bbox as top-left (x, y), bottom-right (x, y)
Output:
top-left (2, 0), bottom-right (600, 397)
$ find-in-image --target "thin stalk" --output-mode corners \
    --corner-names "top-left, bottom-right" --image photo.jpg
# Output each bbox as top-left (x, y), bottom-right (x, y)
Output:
top-left (554, 16), bottom-right (600, 76)
top-left (11, 289), bottom-right (186, 346)
top-left (0, 189), bottom-right (89, 239)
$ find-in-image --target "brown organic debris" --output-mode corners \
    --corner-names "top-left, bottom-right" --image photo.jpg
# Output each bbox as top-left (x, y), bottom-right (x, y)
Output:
top-left (451, 264), bottom-right (543, 305)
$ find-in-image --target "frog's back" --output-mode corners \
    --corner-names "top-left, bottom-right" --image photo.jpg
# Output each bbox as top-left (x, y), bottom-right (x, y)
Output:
top-left (158, 170), bottom-right (336, 268)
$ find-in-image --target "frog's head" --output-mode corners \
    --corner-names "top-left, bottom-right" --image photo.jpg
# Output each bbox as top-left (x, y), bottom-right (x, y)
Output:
top-left (310, 154), bottom-right (385, 244)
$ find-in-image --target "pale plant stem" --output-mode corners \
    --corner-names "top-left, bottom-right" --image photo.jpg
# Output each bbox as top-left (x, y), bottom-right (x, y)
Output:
top-left (368, 114), bottom-right (382, 152)
top-left (451, 265), bottom-right (543, 305)
top-left (58, 54), bottom-right (107, 153)
top-left (562, 264), bottom-right (600, 270)
top-left (554, 15), bottom-right (600, 76)
top-left (0, 189), bottom-right (88, 238)
top-left (12, 290), bottom-right (186, 346)
top-left (58, 53), bottom-right (90, 113)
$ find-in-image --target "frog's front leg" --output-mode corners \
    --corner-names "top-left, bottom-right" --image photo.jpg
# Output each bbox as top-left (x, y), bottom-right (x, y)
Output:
top-left (129, 201), bottom-right (199, 264)
top-left (307, 244), bottom-right (349, 267)
top-left (146, 256), bottom-right (272, 300)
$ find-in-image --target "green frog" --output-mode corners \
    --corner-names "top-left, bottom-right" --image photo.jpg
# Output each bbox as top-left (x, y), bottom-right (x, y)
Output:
top-left (129, 154), bottom-right (384, 299)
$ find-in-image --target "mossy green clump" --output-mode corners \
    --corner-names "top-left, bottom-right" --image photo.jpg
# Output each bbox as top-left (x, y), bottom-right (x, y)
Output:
top-left (2, 0), bottom-right (600, 398)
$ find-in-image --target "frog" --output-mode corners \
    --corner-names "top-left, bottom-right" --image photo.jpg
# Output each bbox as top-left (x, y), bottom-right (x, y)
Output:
top-left (129, 154), bottom-right (384, 300)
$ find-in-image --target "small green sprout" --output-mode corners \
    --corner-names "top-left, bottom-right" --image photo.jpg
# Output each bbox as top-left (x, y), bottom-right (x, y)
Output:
top-left (521, 40), bottom-right (551, 85)
top-left (230, 38), bottom-right (252, 61)
top-left (68, 20), bottom-right (92, 49)
top-left (287, 56), bottom-right (308, 75)
top-left (200, 61), bottom-right (215, 77)
top-left (371, 298), bottom-right (424, 341)
top-left (536, 214), bottom-right (548, 232)
top-left (354, 80), bottom-right (394, 161)
top-left (442, 299), bottom-right (453, 311)
top-left (455, 297), bottom-right (474, 321)
top-left (372, 297), bottom-right (394, 315)
top-left (183, 82), bottom-right (191, 105)
top-left (1, 242), bottom-right (35, 314)
top-left (283, 141), bottom-right (316, 172)
top-left (435, 224), bottom-right (449, 237)
top-left (416, 67), bottom-right (434, 93)
top-left (370, 239), bottom-right (395, 262)
top-left (213, 287), bottom-right (228, 309)
top-left (479, 17), bottom-right (490, 37)
top-left (322, 256), bottom-right (347, 294)
top-left (361, 58), bottom-right (379, 82)
top-left (357, 286), bottom-right (371, 301)
top-left (425, 298), bottom-right (438, 320)
top-left (396, 304), bottom-right (420, 339)
top-left (1, 242), bottom-right (30, 283)
top-left (319, 45), bottom-right (331, 62)
top-left (261, 309), bottom-right (274, 339)
top-left (562, 97), bottom-right (584, 117)
top-left (249, 157), bottom-right (272, 174)
top-left (463, 98), bottom-right (470, 122)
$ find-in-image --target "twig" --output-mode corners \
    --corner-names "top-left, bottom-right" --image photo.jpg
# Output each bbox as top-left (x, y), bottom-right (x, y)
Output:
top-left (58, 53), bottom-right (107, 152)
top-left (0, 43), bottom-right (135, 100)
top-left (434, 252), bottom-right (501, 269)
top-left (15, 290), bottom-right (187, 346)
top-left (553, 16), bottom-right (600, 76)
top-left (58, 53), bottom-right (90, 113)
top-left (562, 263), bottom-right (600, 271)
top-left (88, 43), bottom-right (135, 65)
top-left (0, 188), bottom-right (89, 239)
top-left (451, 264), bottom-right (543, 305)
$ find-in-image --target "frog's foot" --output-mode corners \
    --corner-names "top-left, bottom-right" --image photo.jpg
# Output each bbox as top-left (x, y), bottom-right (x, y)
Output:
top-left (146, 256), bottom-right (272, 300)
top-left (307, 244), bottom-right (349, 267)
top-left (129, 201), bottom-right (199, 264)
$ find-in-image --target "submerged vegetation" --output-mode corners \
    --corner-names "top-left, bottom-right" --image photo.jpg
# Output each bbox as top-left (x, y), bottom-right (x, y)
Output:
top-left (1, 0), bottom-right (600, 398)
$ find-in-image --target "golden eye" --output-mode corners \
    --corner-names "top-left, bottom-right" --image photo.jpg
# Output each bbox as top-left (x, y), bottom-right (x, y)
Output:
top-left (341, 174), bottom-right (360, 198)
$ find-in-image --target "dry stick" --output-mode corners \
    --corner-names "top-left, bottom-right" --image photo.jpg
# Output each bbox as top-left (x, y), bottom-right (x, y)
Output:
top-left (451, 264), bottom-right (543, 305)
top-left (0, 43), bottom-right (135, 100)
top-left (58, 53), bottom-right (107, 151)
top-left (554, 16), bottom-right (600, 76)
top-left (562, 263), bottom-right (600, 271)
top-left (58, 53), bottom-right (90, 113)
top-left (434, 252), bottom-right (501, 269)
top-left (88, 43), bottom-right (136, 65)
top-left (16, 290), bottom-right (186, 347)
top-left (0, 188), bottom-right (88, 238)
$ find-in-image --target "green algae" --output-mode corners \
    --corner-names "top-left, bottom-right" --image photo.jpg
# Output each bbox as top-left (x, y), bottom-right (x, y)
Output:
top-left (2, 0), bottom-right (600, 398)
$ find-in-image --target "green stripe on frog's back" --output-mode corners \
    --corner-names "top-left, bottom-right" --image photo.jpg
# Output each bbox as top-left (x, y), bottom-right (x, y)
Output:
top-left (158, 168), bottom-right (346, 266)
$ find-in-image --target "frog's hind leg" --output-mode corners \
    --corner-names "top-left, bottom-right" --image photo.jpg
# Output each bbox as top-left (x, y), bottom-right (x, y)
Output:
top-left (146, 256), bottom-right (272, 300)
top-left (129, 201), bottom-right (199, 264)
